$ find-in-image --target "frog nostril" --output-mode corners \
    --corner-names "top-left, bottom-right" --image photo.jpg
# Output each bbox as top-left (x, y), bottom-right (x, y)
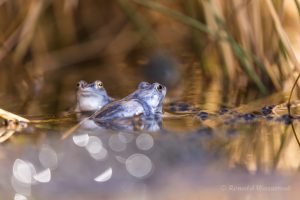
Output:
top-left (77, 82), bottom-right (83, 88)
top-left (77, 80), bottom-right (87, 88)
top-left (138, 82), bottom-right (150, 89)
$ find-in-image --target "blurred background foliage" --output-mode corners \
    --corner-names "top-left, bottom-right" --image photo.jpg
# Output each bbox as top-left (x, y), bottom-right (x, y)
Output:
top-left (0, 0), bottom-right (300, 115)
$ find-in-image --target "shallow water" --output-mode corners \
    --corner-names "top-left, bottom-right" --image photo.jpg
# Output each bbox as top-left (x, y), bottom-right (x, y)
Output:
top-left (1, 65), bottom-right (300, 200)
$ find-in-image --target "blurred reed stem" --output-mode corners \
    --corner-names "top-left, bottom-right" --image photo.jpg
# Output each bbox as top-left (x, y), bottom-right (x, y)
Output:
top-left (134, 0), bottom-right (269, 94)
top-left (0, 0), bottom-right (300, 108)
top-left (133, 0), bottom-right (214, 36)
top-left (117, 0), bottom-right (157, 47)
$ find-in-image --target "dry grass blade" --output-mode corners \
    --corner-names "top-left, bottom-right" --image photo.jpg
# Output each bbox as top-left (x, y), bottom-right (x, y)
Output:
top-left (0, 108), bottom-right (29, 123)
top-left (133, 0), bottom-right (214, 36)
top-left (0, 26), bottom-right (22, 61)
top-left (14, 0), bottom-right (48, 63)
top-left (61, 117), bottom-right (89, 140)
top-left (294, 0), bottom-right (300, 16)
top-left (0, 108), bottom-right (29, 143)
top-left (0, 130), bottom-right (15, 143)
top-left (266, 0), bottom-right (300, 70)
top-left (0, 116), bottom-right (28, 143)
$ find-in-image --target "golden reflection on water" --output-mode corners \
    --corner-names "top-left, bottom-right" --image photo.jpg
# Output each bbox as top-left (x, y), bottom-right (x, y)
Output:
top-left (224, 121), bottom-right (300, 174)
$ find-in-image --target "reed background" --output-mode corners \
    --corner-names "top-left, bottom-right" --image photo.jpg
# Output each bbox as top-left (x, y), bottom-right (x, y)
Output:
top-left (0, 0), bottom-right (300, 114)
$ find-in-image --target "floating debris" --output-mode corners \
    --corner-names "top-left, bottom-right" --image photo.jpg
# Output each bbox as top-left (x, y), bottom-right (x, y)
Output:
top-left (277, 114), bottom-right (293, 125)
top-left (166, 102), bottom-right (196, 113)
top-left (242, 113), bottom-right (256, 121)
top-left (0, 108), bottom-right (29, 124)
top-left (219, 107), bottom-right (229, 115)
top-left (197, 111), bottom-right (209, 120)
top-left (261, 105), bottom-right (274, 116)
top-left (0, 109), bottom-right (29, 143)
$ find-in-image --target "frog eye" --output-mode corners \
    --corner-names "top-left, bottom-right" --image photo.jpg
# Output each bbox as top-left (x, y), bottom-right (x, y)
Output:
top-left (95, 81), bottom-right (103, 89)
top-left (156, 84), bottom-right (164, 92)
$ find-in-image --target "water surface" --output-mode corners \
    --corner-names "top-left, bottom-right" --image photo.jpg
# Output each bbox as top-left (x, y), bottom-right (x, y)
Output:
top-left (0, 65), bottom-right (299, 200)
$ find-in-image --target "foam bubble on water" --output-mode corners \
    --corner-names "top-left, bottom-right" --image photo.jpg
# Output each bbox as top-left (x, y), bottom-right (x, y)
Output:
top-left (109, 134), bottom-right (126, 152)
top-left (118, 132), bottom-right (134, 143)
top-left (136, 133), bottom-right (154, 151)
top-left (125, 154), bottom-right (152, 178)
top-left (115, 156), bottom-right (126, 164)
top-left (90, 147), bottom-right (108, 161)
top-left (11, 176), bottom-right (31, 196)
top-left (33, 168), bottom-right (51, 183)
top-left (14, 193), bottom-right (27, 200)
top-left (13, 159), bottom-right (36, 184)
top-left (39, 145), bottom-right (58, 170)
top-left (73, 134), bottom-right (89, 147)
top-left (94, 168), bottom-right (112, 182)
top-left (85, 136), bottom-right (103, 154)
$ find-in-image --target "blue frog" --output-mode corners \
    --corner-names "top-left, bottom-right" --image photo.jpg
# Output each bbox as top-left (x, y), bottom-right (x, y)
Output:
top-left (75, 80), bottom-right (114, 112)
top-left (93, 82), bottom-right (167, 121)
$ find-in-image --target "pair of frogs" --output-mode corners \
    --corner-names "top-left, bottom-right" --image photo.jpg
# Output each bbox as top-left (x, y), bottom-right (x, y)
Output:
top-left (75, 80), bottom-right (167, 122)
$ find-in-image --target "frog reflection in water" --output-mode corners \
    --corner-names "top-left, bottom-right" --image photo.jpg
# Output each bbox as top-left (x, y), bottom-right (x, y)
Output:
top-left (75, 80), bottom-right (114, 112)
top-left (93, 82), bottom-right (167, 122)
